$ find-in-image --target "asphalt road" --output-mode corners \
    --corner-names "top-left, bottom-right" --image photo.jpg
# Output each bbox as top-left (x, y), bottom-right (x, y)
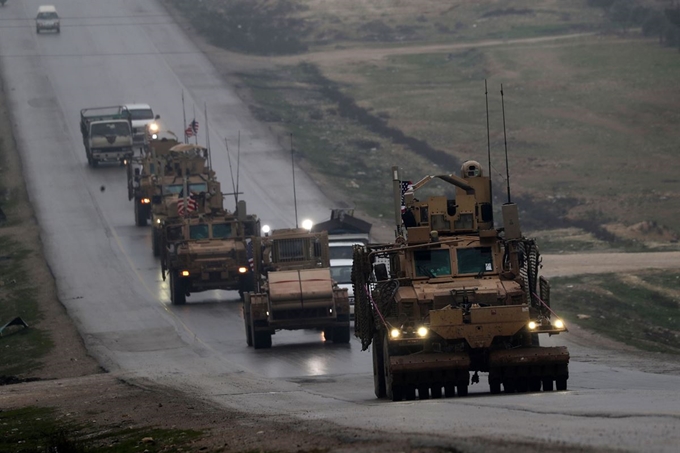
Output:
top-left (1, 1), bottom-right (679, 451)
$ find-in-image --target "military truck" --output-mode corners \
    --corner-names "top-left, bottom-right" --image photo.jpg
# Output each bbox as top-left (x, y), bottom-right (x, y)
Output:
top-left (161, 197), bottom-right (260, 305)
top-left (149, 144), bottom-right (216, 256)
top-left (80, 106), bottom-right (134, 167)
top-left (126, 132), bottom-right (181, 227)
top-left (243, 227), bottom-right (351, 349)
top-left (352, 161), bottom-right (569, 401)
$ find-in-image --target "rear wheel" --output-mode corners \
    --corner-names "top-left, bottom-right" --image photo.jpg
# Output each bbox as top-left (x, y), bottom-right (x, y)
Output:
top-left (152, 228), bottom-right (160, 257)
top-left (372, 334), bottom-right (386, 398)
top-left (489, 379), bottom-right (502, 395)
top-left (457, 383), bottom-right (469, 397)
top-left (134, 200), bottom-right (147, 226)
top-left (252, 330), bottom-right (272, 349)
top-left (542, 378), bottom-right (554, 392)
top-left (332, 325), bottom-right (350, 344)
top-left (556, 377), bottom-right (568, 391)
top-left (169, 271), bottom-right (186, 305)
top-left (243, 295), bottom-right (252, 347)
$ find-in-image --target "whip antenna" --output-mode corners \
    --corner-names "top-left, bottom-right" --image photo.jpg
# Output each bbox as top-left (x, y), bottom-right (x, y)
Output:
top-left (501, 84), bottom-right (512, 204)
top-left (485, 79), bottom-right (492, 178)
top-left (225, 138), bottom-right (238, 206)
top-left (291, 134), bottom-right (299, 228)
top-left (236, 130), bottom-right (241, 205)
top-left (204, 103), bottom-right (212, 173)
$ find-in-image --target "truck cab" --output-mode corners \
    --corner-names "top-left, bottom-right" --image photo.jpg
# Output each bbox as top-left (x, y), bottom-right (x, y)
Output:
top-left (80, 106), bottom-right (134, 167)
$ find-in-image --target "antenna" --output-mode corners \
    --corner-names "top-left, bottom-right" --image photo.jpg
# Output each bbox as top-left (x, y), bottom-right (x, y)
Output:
top-left (192, 104), bottom-right (198, 145)
top-left (290, 134), bottom-right (299, 228)
top-left (181, 90), bottom-right (188, 144)
top-left (236, 130), bottom-right (241, 206)
top-left (500, 84), bottom-right (511, 204)
top-left (225, 138), bottom-right (238, 206)
top-left (485, 79), bottom-right (492, 178)
top-left (204, 103), bottom-right (212, 173)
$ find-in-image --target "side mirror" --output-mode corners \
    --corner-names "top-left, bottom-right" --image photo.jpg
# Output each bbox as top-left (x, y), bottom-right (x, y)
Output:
top-left (155, 114), bottom-right (161, 120)
top-left (374, 263), bottom-right (388, 281)
top-left (152, 195), bottom-right (162, 205)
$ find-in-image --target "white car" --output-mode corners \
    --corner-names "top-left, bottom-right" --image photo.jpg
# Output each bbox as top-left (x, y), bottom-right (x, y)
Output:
top-left (123, 104), bottom-right (159, 148)
top-left (329, 241), bottom-right (363, 261)
top-left (36, 5), bottom-right (60, 34)
top-left (330, 258), bottom-right (354, 319)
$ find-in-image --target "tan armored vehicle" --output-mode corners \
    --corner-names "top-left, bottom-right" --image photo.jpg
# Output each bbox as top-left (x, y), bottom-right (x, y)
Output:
top-left (126, 132), bottom-right (180, 226)
top-left (352, 162), bottom-right (569, 401)
top-left (149, 144), bottom-right (216, 256)
top-left (243, 227), bottom-right (351, 349)
top-left (161, 198), bottom-right (260, 305)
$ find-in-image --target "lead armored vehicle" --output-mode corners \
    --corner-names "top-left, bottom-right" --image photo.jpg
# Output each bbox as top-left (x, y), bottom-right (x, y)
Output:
top-left (352, 162), bottom-right (569, 401)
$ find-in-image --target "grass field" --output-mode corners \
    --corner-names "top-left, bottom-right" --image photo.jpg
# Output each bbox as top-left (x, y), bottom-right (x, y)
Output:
top-left (551, 269), bottom-right (680, 353)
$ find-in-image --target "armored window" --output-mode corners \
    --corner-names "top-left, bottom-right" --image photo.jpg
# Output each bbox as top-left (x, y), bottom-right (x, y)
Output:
top-left (189, 224), bottom-right (209, 240)
top-left (414, 249), bottom-right (451, 277)
top-left (456, 247), bottom-right (493, 275)
top-left (164, 184), bottom-right (183, 195)
top-left (273, 238), bottom-right (306, 263)
top-left (212, 223), bottom-right (233, 239)
top-left (128, 109), bottom-right (154, 120)
top-left (330, 265), bottom-right (353, 284)
top-left (188, 182), bottom-right (208, 193)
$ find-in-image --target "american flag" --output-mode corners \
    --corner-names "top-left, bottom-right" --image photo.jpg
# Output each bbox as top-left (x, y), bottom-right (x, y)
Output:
top-left (185, 119), bottom-right (199, 137)
top-left (177, 194), bottom-right (198, 216)
top-left (246, 239), bottom-right (255, 271)
top-left (400, 180), bottom-right (413, 213)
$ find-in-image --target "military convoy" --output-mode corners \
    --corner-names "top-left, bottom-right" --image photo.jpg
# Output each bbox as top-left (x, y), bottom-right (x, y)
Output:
top-left (352, 162), bottom-right (569, 401)
top-left (243, 227), bottom-right (351, 349)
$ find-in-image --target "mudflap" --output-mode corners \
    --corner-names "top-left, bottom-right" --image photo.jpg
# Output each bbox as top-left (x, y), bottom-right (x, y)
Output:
top-left (387, 352), bottom-right (470, 401)
top-left (488, 346), bottom-right (570, 393)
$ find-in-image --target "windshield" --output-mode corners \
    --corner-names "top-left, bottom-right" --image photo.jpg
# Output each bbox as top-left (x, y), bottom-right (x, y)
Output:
top-left (38, 12), bottom-right (58, 20)
top-left (457, 247), bottom-right (494, 275)
top-left (330, 246), bottom-right (354, 260)
top-left (330, 265), bottom-right (352, 284)
top-left (91, 122), bottom-right (130, 136)
top-left (414, 249), bottom-right (451, 277)
top-left (189, 224), bottom-right (209, 240)
top-left (212, 223), bottom-right (233, 239)
top-left (128, 109), bottom-right (154, 120)
top-left (163, 183), bottom-right (207, 195)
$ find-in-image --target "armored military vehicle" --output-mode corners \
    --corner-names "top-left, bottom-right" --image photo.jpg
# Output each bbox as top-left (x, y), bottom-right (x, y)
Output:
top-left (243, 227), bottom-right (351, 349)
top-left (161, 197), bottom-right (260, 305)
top-left (126, 131), bottom-right (180, 227)
top-left (352, 162), bottom-right (569, 401)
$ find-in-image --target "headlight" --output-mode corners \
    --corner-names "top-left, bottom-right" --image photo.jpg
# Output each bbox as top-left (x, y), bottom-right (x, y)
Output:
top-left (261, 224), bottom-right (271, 234)
top-left (156, 218), bottom-right (161, 224)
top-left (553, 319), bottom-right (565, 329)
top-left (302, 219), bottom-right (313, 231)
top-left (417, 326), bottom-right (428, 337)
top-left (148, 123), bottom-right (159, 132)
top-left (141, 198), bottom-right (151, 204)
top-left (528, 321), bottom-right (537, 330)
top-left (238, 266), bottom-right (248, 274)
top-left (151, 133), bottom-right (158, 140)
top-left (390, 328), bottom-right (400, 339)
top-left (181, 270), bottom-right (190, 277)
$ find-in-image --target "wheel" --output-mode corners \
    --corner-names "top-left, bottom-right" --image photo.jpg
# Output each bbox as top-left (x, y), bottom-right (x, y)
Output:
top-left (489, 379), bottom-right (502, 395)
top-left (430, 383), bottom-right (443, 399)
top-left (444, 382), bottom-right (456, 398)
top-left (417, 385), bottom-right (429, 400)
top-left (515, 378), bottom-right (529, 393)
top-left (37, 27), bottom-right (40, 34)
top-left (169, 271), bottom-right (186, 305)
top-left (403, 385), bottom-right (416, 401)
top-left (332, 325), bottom-right (350, 344)
top-left (383, 333), bottom-right (401, 402)
top-left (135, 200), bottom-right (147, 227)
top-left (372, 334), bottom-right (386, 398)
top-left (542, 378), bottom-right (554, 392)
top-left (457, 383), bottom-right (469, 397)
top-left (556, 377), bottom-right (567, 391)
top-left (503, 379), bottom-right (515, 393)
top-left (243, 295), bottom-right (252, 347)
top-left (323, 327), bottom-right (333, 342)
top-left (238, 274), bottom-right (254, 301)
top-left (529, 377), bottom-right (542, 392)
top-left (252, 331), bottom-right (272, 349)
top-left (91, 159), bottom-right (98, 167)
top-left (152, 228), bottom-right (160, 257)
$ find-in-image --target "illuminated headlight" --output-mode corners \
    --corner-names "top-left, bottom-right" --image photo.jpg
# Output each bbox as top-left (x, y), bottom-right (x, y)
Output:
top-left (156, 219), bottom-right (161, 224)
top-left (151, 133), bottom-right (158, 140)
top-left (553, 319), bottom-right (565, 329)
top-left (417, 326), bottom-right (428, 337)
top-left (148, 123), bottom-right (159, 132)
top-left (181, 270), bottom-right (190, 277)
top-left (141, 198), bottom-right (151, 204)
top-left (528, 321), bottom-right (537, 330)
top-left (390, 328), bottom-right (400, 339)
top-left (238, 266), bottom-right (248, 274)
top-left (302, 219), bottom-right (313, 231)
top-left (261, 224), bottom-right (271, 234)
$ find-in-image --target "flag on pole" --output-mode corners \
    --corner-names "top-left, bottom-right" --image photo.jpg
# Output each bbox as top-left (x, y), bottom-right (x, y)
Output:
top-left (177, 194), bottom-right (198, 216)
top-left (185, 119), bottom-right (199, 137)
top-left (400, 180), bottom-right (413, 213)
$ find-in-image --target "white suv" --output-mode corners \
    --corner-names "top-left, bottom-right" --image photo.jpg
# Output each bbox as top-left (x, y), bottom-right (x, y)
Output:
top-left (123, 104), bottom-right (159, 149)
top-left (330, 259), bottom-right (354, 319)
top-left (36, 5), bottom-right (60, 34)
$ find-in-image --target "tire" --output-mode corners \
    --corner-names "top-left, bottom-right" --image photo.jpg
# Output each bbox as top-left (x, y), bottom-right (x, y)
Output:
top-left (170, 271), bottom-right (186, 305)
top-left (243, 295), bottom-right (253, 347)
top-left (332, 325), bottom-right (350, 344)
top-left (556, 377), bottom-right (568, 391)
top-left (457, 383), bottom-right (469, 397)
top-left (253, 331), bottom-right (272, 349)
top-left (91, 158), bottom-right (98, 168)
top-left (56, 27), bottom-right (60, 33)
top-left (37, 27), bottom-right (40, 34)
top-left (372, 334), bottom-right (386, 398)
top-left (383, 333), bottom-right (402, 402)
top-left (489, 379), bottom-right (502, 395)
top-left (152, 228), bottom-right (160, 257)
top-left (542, 378), bottom-right (554, 392)
top-left (134, 200), bottom-right (147, 227)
